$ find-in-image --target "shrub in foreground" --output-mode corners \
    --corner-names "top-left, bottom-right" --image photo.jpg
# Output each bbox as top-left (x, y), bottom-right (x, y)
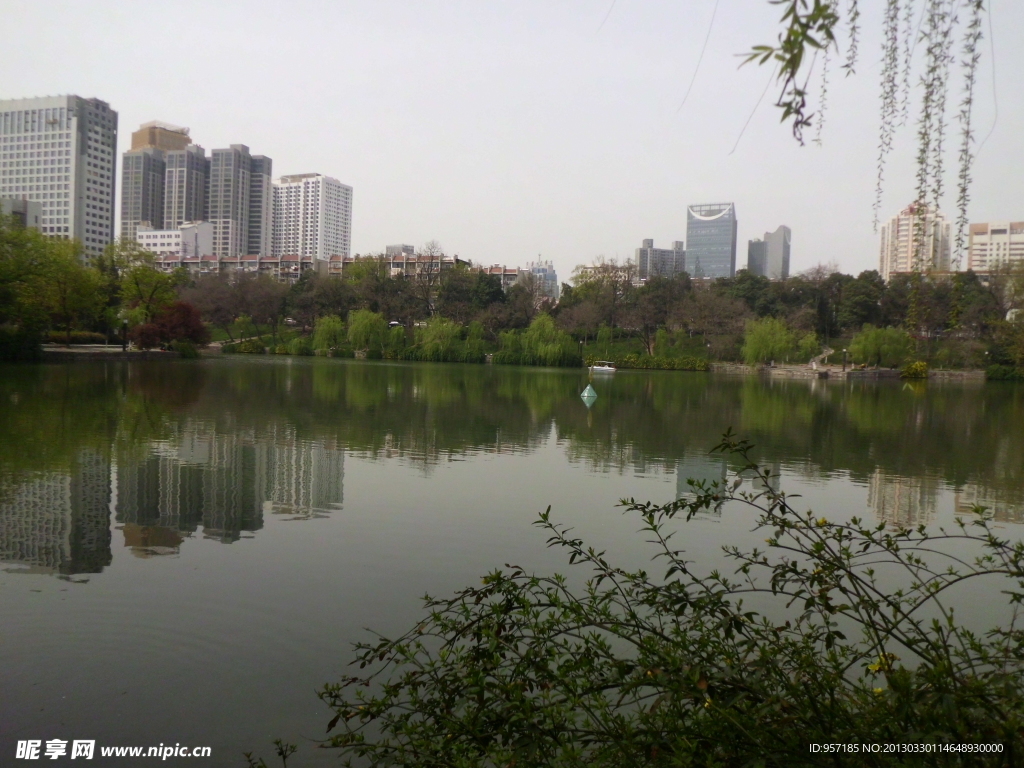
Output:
top-left (277, 434), bottom-right (1024, 767)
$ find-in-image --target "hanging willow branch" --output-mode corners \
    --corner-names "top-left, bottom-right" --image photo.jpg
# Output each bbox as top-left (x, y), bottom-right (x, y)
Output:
top-left (955, 0), bottom-right (985, 270)
top-left (750, 0), bottom-right (988, 268)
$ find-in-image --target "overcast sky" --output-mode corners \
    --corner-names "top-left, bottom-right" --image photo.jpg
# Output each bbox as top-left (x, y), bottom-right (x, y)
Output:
top-left (3, 1), bottom-right (1020, 280)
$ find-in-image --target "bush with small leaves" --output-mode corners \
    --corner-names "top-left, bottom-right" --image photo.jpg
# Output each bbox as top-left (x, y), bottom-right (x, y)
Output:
top-left (312, 433), bottom-right (1024, 767)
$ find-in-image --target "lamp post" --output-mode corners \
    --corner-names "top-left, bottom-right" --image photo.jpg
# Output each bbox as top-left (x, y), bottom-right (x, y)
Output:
top-left (842, 348), bottom-right (848, 372)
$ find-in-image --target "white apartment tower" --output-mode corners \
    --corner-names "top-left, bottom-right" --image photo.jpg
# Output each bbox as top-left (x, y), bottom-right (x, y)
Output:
top-left (271, 173), bottom-right (352, 260)
top-left (879, 202), bottom-right (951, 281)
top-left (967, 222), bottom-right (1024, 274)
top-left (0, 95), bottom-right (118, 261)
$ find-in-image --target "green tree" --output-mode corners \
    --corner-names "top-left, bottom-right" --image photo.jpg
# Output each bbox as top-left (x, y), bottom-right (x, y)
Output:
top-left (837, 270), bottom-right (884, 331)
top-left (312, 314), bottom-right (345, 352)
top-left (121, 254), bottom-right (184, 326)
top-left (849, 324), bottom-right (913, 368)
top-left (741, 316), bottom-right (796, 365)
top-left (417, 316), bottom-right (462, 361)
top-left (44, 240), bottom-right (104, 345)
top-left (347, 309), bottom-right (387, 353)
top-left (0, 215), bottom-right (53, 358)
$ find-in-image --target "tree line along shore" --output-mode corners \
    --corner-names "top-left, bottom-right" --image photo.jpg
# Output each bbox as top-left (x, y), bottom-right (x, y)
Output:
top-left (3, 218), bottom-right (1023, 379)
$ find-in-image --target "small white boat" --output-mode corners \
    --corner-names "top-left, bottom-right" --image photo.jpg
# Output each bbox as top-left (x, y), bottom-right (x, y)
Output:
top-left (589, 361), bottom-right (616, 373)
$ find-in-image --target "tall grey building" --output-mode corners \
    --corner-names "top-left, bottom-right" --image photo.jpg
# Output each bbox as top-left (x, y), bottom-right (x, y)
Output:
top-left (248, 155), bottom-right (273, 256)
top-left (685, 203), bottom-right (737, 279)
top-left (121, 121), bottom-right (192, 241)
top-left (747, 225), bottom-right (791, 279)
top-left (635, 239), bottom-right (686, 281)
top-left (0, 95), bottom-right (118, 261)
top-left (164, 143), bottom-right (208, 229)
top-left (121, 147), bottom-right (166, 241)
top-left (208, 144), bottom-right (276, 258)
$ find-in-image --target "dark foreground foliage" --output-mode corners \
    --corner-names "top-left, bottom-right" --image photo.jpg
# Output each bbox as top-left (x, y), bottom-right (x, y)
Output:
top-left (253, 434), bottom-right (1024, 766)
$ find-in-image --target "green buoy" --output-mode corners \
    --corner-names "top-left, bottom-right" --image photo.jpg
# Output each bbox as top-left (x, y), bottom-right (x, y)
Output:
top-left (580, 384), bottom-right (597, 408)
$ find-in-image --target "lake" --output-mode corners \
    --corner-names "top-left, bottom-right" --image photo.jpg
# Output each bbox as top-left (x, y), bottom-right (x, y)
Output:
top-left (2, 358), bottom-right (1023, 764)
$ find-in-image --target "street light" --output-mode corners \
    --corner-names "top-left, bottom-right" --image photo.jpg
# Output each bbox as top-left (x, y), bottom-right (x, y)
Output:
top-left (842, 348), bottom-right (848, 372)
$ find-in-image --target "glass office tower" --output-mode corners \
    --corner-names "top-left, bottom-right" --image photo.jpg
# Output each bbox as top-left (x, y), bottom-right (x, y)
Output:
top-left (686, 203), bottom-right (737, 278)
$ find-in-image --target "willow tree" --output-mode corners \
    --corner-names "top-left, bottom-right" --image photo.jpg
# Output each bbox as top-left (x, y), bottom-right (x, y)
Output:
top-left (750, 0), bottom-right (987, 268)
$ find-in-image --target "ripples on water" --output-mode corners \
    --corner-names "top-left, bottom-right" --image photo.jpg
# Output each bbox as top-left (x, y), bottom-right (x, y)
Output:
top-left (1, 358), bottom-right (1022, 763)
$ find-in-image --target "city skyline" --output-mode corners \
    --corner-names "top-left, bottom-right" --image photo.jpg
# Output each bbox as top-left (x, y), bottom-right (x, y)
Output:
top-left (2, 2), bottom-right (1019, 283)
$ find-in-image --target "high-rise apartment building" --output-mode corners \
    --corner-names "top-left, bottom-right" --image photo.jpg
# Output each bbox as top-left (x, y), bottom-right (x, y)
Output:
top-left (121, 121), bottom-right (192, 242)
top-left (879, 203), bottom-right (950, 281)
top-left (967, 222), bottom-right (1024, 274)
top-left (271, 173), bottom-right (353, 259)
top-left (208, 145), bottom-right (254, 258)
top-left (164, 143), bottom-right (208, 230)
top-left (635, 239), bottom-right (686, 281)
top-left (248, 155), bottom-right (273, 256)
top-left (0, 95), bottom-right (118, 261)
top-left (686, 203), bottom-right (737, 278)
top-left (747, 225), bottom-right (791, 280)
top-left (121, 148), bottom-right (165, 241)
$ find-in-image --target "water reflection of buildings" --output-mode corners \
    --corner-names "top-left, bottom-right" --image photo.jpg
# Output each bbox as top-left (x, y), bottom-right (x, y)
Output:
top-left (954, 485), bottom-right (1024, 524)
top-left (675, 452), bottom-right (727, 499)
top-left (868, 469), bottom-right (940, 526)
top-left (0, 449), bottom-right (112, 576)
top-left (115, 426), bottom-right (345, 551)
top-left (674, 453), bottom-right (781, 500)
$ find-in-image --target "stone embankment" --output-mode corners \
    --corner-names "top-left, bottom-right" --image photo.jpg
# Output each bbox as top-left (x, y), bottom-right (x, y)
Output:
top-left (709, 362), bottom-right (985, 381)
top-left (40, 345), bottom-right (179, 362)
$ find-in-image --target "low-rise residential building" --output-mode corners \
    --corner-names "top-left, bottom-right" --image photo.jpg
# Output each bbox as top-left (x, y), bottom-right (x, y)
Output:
top-left (475, 264), bottom-right (524, 290)
top-left (150, 252), bottom-right (319, 284)
top-left (967, 222), bottom-right (1024, 274)
top-left (137, 221), bottom-right (213, 258)
top-left (1, 198), bottom-right (41, 229)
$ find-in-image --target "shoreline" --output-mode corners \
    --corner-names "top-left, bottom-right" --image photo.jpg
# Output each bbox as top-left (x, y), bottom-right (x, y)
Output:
top-left (29, 346), bottom-right (991, 381)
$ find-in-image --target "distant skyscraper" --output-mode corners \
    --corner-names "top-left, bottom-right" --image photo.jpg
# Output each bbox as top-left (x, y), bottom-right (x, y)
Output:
top-left (386, 244), bottom-right (415, 257)
top-left (635, 239), bottom-right (685, 281)
top-left (686, 203), bottom-right (737, 279)
top-left (163, 143), bottom-right (208, 230)
top-left (527, 259), bottom-right (559, 298)
top-left (747, 225), bottom-right (791, 279)
top-left (879, 202), bottom-right (950, 281)
top-left (248, 155), bottom-right (273, 256)
top-left (0, 95), bottom-right (118, 261)
top-left (271, 173), bottom-right (353, 259)
top-left (121, 122), bottom-right (191, 242)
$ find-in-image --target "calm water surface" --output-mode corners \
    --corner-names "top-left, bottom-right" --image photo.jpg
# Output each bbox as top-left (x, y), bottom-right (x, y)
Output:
top-left (2, 358), bottom-right (1023, 764)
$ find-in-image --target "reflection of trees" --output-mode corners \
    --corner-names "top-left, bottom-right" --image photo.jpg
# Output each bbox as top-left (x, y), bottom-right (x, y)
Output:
top-left (1, 360), bottom-right (1024, 573)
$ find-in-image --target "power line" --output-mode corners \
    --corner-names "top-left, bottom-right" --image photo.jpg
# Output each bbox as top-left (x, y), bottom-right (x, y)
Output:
top-left (676, 0), bottom-right (720, 114)
top-left (596, 0), bottom-right (617, 32)
top-left (976, 2), bottom-right (998, 157)
top-left (730, 66), bottom-right (776, 155)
